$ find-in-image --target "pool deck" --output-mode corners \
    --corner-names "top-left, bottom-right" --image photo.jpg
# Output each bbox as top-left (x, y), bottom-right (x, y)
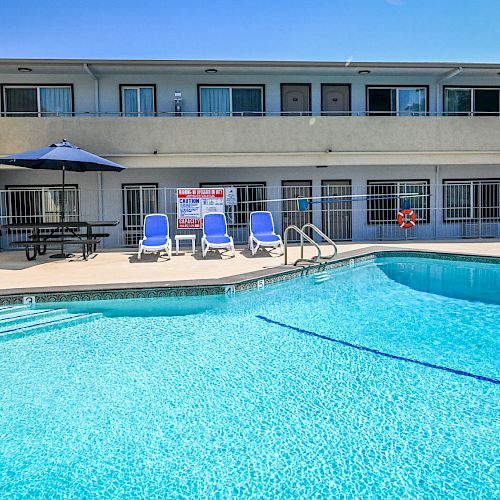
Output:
top-left (0, 239), bottom-right (499, 297)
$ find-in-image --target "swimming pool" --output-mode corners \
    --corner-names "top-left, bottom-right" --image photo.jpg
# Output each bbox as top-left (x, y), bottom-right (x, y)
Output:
top-left (0, 255), bottom-right (498, 497)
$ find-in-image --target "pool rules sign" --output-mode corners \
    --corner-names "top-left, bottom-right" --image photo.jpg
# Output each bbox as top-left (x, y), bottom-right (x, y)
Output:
top-left (176, 188), bottom-right (225, 229)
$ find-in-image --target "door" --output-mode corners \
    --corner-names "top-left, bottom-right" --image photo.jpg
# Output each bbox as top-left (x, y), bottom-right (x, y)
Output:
top-left (321, 180), bottom-right (352, 240)
top-left (321, 85), bottom-right (350, 115)
top-left (281, 84), bottom-right (311, 115)
top-left (122, 184), bottom-right (158, 246)
top-left (282, 180), bottom-right (312, 241)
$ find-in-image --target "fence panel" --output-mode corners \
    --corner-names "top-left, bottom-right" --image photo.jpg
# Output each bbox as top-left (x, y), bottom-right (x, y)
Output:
top-left (1, 182), bottom-right (499, 251)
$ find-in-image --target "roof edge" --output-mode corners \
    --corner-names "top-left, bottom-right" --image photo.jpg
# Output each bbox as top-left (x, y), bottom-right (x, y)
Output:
top-left (0, 58), bottom-right (499, 69)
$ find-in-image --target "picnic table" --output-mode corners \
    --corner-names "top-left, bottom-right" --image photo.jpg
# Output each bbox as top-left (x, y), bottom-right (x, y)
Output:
top-left (1, 221), bottom-right (119, 261)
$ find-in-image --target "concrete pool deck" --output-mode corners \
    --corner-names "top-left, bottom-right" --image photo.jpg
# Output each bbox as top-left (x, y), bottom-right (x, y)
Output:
top-left (0, 239), bottom-right (499, 296)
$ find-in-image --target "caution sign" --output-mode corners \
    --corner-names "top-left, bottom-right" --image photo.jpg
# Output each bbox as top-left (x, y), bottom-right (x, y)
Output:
top-left (176, 188), bottom-right (225, 229)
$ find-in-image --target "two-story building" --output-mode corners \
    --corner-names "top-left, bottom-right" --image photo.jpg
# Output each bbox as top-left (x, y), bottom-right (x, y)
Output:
top-left (0, 58), bottom-right (499, 248)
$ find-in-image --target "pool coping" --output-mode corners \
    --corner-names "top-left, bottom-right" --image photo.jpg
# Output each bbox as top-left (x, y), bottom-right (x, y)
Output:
top-left (1, 246), bottom-right (499, 305)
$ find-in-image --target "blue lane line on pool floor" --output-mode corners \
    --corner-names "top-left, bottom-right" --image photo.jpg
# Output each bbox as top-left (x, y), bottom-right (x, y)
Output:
top-left (256, 315), bottom-right (500, 386)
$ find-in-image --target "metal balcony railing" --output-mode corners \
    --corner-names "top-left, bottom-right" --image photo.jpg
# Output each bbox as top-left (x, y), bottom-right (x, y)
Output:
top-left (1, 111), bottom-right (500, 118)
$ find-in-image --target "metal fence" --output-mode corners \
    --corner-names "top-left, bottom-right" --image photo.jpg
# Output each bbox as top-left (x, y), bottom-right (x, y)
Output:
top-left (1, 182), bottom-right (499, 251)
top-left (2, 111), bottom-right (500, 117)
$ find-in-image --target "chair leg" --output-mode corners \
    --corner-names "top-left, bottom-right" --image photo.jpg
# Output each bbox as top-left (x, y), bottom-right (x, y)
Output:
top-left (253, 241), bottom-right (259, 256)
top-left (279, 239), bottom-right (285, 255)
top-left (137, 244), bottom-right (142, 260)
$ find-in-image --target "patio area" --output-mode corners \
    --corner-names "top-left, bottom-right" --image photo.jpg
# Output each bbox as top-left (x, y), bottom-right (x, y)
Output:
top-left (0, 239), bottom-right (499, 294)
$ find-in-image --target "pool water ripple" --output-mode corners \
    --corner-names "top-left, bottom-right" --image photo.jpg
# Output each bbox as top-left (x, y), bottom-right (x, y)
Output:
top-left (0, 256), bottom-right (498, 498)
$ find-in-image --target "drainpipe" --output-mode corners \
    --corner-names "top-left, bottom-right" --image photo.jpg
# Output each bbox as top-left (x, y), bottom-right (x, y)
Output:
top-left (83, 63), bottom-right (100, 115)
top-left (436, 67), bottom-right (463, 114)
top-left (83, 63), bottom-right (104, 221)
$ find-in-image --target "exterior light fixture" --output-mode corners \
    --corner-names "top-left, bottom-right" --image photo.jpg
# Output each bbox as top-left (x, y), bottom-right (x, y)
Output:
top-left (17, 67), bottom-right (32, 73)
top-left (205, 68), bottom-right (218, 74)
top-left (358, 70), bottom-right (371, 75)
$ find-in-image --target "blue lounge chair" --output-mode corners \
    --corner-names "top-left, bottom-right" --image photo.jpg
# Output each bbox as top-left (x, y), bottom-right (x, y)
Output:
top-left (137, 214), bottom-right (172, 260)
top-left (201, 213), bottom-right (235, 258)
top-left (248, 211), bottom-right (284, 256)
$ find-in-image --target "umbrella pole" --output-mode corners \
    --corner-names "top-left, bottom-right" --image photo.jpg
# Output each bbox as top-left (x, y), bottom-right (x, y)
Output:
top-left (50, 164), bottom-right (72, 258)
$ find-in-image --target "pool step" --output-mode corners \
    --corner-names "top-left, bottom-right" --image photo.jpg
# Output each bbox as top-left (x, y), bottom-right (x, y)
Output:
top-left (0, 310), bottom-right (103, 341)
top-left (0, 305), bottom-right (30, 315)
top-left (313, 271), bottom-right (330, 284)
top-left (0, 308), bottom-right (68, 328)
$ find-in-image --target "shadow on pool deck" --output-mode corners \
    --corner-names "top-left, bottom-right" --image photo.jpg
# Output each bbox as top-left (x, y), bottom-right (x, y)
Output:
top-left (0, 240), bottom-right (498, 296)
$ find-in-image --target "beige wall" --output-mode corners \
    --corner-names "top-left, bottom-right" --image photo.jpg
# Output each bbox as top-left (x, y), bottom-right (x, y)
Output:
top-left (1, 117), bottom-right (500, 168)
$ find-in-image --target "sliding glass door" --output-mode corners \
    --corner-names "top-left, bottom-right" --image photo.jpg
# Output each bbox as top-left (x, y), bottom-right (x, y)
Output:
top-left (199, 86), bottom-right (263, 116)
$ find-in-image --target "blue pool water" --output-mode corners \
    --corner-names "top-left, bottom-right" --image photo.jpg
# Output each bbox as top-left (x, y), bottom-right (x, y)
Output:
top-left (0, 255), bottom-right (499, 498)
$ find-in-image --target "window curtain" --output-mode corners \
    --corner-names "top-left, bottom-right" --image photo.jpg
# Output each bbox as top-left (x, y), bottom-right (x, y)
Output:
top-left (139, 88), bottom-right (154, 116)
top-left (200, 88), bottom-right (230, 116)
top-left (232, 88), bottom-right (262, 116)
top-left (123, 88), bottom-right (138, 116)
top-left (40, 88), bottom-right (71, 116)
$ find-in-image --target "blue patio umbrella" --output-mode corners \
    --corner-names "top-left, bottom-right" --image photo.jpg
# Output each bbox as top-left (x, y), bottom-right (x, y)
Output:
top-left (0, 140), bottom-right (126, 257)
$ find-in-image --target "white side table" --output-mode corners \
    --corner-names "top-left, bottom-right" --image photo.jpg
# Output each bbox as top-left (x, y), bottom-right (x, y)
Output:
top-left (175, 234), bottom-right (196, 255)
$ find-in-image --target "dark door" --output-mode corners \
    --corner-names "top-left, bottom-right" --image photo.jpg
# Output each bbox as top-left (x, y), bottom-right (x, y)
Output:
top-left (322, 85), bottom-right (350, 115)
top-left (281, 84), bottom-right (311, 115)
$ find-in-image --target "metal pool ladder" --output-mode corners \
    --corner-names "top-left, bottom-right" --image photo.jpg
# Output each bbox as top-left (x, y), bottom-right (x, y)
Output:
top-left (283, 223), bottom-right (338, 266)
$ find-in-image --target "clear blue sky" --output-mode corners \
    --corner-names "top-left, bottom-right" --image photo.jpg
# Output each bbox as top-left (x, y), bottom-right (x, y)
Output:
top-left (3, 0), bottom-right (500, 62)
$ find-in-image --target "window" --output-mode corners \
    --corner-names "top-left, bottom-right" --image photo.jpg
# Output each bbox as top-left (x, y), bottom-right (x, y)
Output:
top-left (199, 86), bottom-right (264, 116)
top-left (445, 87), bottom-right (500, 116)
top-left (367, 87), bottom-right (427, 115)
top-left (367, 181), bottom-right (430, 224)
top-left (120, 86), bottom-right (155, 116)
top-left (200, 183), bottom-right (266, 225)
top-left (122, 184), bottom-right (158, 245)
top-left (444, 180), bottom-right (500, 221)
top-left (6, 186), bottom-right (79, 224)
top-left (3, 86), bottom-right (72, 116)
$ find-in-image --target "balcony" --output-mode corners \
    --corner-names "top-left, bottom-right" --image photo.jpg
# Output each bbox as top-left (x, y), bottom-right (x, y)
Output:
top-left (1, 114), bottom-right (500, 168)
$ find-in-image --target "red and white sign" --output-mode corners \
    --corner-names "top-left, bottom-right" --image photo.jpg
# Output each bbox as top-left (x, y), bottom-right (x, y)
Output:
top-left (176, 188), bottom-right (225, 229)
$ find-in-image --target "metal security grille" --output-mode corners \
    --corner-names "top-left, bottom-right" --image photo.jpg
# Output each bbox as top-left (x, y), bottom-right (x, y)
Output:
top-left (443, 180), bottom-right (500, 238)
top-left (122, 185), bottom-right (158, 245)
top-left (282, 181), bottom-right (312, 241)
top-left (1, 182), bottom-right (499, 250)
top-left (321, 181), bottom-right (352, 240)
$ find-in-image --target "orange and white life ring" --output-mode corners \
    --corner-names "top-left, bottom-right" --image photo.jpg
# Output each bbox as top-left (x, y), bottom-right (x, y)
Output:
top-left (397, 209), bottom-right (417, 229)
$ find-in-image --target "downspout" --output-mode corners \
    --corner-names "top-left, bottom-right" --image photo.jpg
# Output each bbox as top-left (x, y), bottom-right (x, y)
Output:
top-left (83, 63), bottom-right (104, 221)
top-left (83, 63), bottom-right (99, 115)
top-left (436, 67), bottom-right (463, 114)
